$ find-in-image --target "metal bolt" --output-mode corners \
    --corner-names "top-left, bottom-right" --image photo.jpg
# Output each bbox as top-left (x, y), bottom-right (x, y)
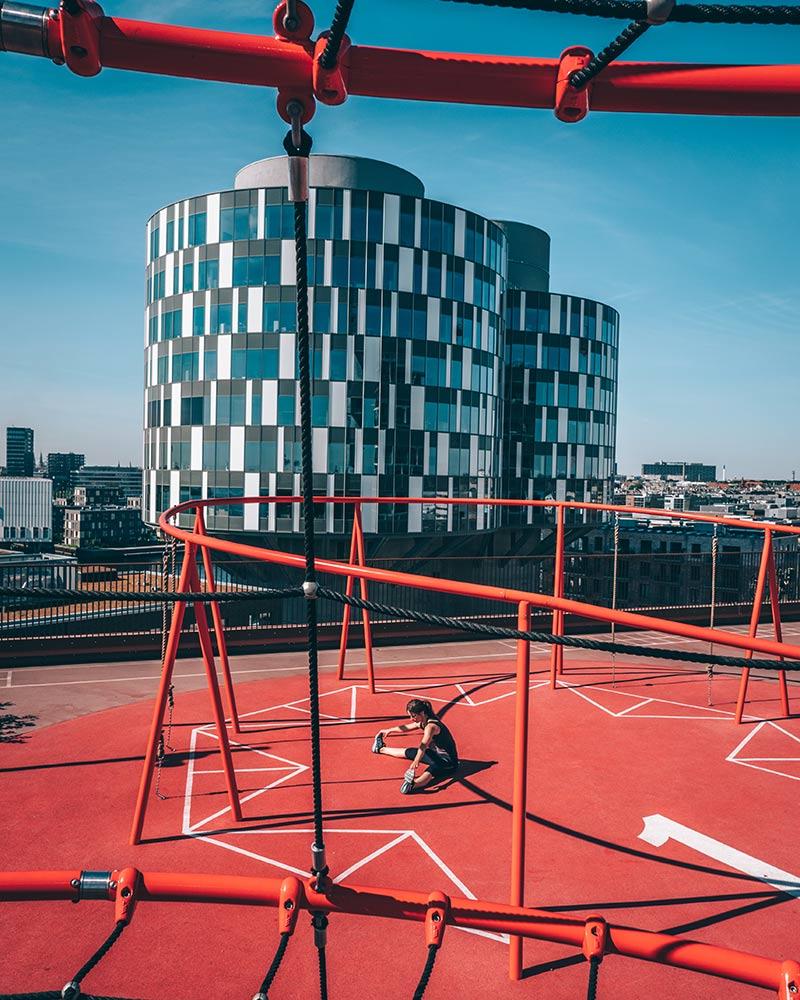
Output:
top-left (70, 878), bottom-right (80, 889)
top-left (283, 899), bottom-right (294, 910)
top-left (70, 44), bottom-right (87, 57)
top-left (121, 886), bottom-right (131, 898)
top-left (108, 880), bottom-right (117, 890)
top-left (431, 912), bottom-right (441, 922)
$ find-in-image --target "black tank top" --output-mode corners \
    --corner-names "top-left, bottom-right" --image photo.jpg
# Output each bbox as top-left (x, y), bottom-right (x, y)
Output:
top-left (427, 716), bottom-right (458, 766)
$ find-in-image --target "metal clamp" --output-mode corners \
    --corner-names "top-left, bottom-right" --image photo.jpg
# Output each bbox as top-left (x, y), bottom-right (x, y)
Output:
top-left (112, 866), bottom-right (141, 924)
top-left (554, 46), bottom-right (593, 123)
top-left (58, 0), bottom-right (102, 76)
top-left (284, 100), bottom-right (312, 204)
top-left (278, 876), bottom-right (303, 936)
top-left (779, 960), bottom-right (800, 999)
top-left (272, 0), bottom-right (314, 41)
top-left (646, 0), bottom-right (675, 24)
top-left (77, 870), bottom-right (113, 899)
top-left (424, 891), bottom-right (450, 949)
top-left (311, 910), bottom-right (328, 948)
top-left (302, 579), bottom-right (319, 600)
top-left (582, 915), bottom-right (608, 962)
top-left (313, 31), bottom-right (350, 106)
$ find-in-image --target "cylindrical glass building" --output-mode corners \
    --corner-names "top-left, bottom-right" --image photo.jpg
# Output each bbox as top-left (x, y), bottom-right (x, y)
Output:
top-left (143, 155), bottom-right (618, 539)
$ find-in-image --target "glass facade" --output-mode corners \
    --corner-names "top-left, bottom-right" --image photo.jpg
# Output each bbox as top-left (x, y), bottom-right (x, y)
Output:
top-left (143, 157), bottom-right (619, 537)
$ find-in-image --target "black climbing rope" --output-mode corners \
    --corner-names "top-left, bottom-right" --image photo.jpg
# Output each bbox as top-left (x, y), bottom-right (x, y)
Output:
top-left (316, 587), bottom-right (800, 673)
top-left (58, 920), bottom-right (127, 1000)
top-left (586, 955), bottom-right (601, 1000)
top-left (252, 931), bottom-right (291, 1000)
top-left (438, 0), bottom-right (800, 26)
top-left (569, 19), bottom-right (650, 88)
top-left (412, 945), bottom-right (439, 1000)
top-left (319, 0), bottom-right (356, 69)
top-left (284, 103), bottom-right (330, 999)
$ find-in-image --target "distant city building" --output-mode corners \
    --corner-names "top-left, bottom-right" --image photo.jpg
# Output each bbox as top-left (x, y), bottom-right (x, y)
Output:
top-left (5, 427), bottom-right (34, 477)
top-left (62, 506), bottom-right (151, 549)
top-left (74, 484), bottom-right (125, 507)
top-left (642, 461), bottom-right (716, 482)
top-left (48, 453), bottom-right (85, 492)
top-left (0, 478), bottom-right (52, 542)
top-left (70, 466), bottom-right (143, 498)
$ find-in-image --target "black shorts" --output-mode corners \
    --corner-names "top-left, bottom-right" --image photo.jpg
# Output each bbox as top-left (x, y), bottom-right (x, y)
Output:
top-left (404, 746), bottom-right (457, 778)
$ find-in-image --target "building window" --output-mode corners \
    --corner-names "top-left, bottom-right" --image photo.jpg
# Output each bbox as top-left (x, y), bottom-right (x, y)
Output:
top-left (188, 212), bottom-right (207, 246)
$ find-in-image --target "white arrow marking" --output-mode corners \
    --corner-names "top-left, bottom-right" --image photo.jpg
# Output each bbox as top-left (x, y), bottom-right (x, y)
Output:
top-left (639, 814), bottom-right (800, 898)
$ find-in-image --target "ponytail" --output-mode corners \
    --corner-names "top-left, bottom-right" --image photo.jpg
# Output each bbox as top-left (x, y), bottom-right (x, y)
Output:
top-left (406, 698), bottom-right (434, 719)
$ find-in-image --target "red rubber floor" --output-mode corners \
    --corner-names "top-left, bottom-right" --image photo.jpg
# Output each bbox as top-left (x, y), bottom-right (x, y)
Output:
top-left (1, 656), bottom-right (798, 999)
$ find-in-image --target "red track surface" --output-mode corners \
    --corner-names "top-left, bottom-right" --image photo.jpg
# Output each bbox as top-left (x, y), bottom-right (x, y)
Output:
top-left (2, 652), bottom-right (799, 998)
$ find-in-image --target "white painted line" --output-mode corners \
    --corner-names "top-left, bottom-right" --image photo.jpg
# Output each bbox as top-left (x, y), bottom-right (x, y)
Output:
top-left (727, 759), bottom-right (800, 783)
top-left (198, 835), bottom-right (309, 878)
top-left (5, 670), bottom-right (11, 688)
top-left (739, 757), bottom-right (800, 762)
top-left (193, 767), bottom-right (296, 774)
top-left (407, 830), bottom-right (475, 900)
top-left (726, 721), bottom-right (764, 762)
top-left (333, 832), bottom-right (411, 884)
top-left (616, 698), bottom-right (653, 717)
top-left (182, 727), bottom-right (199, 835)
top-left (349, 685), bottom-right (357, 722)
top-left (639, 814), bottom-right (800, 898)
top-left (456, 683), bottom-right (476, 707)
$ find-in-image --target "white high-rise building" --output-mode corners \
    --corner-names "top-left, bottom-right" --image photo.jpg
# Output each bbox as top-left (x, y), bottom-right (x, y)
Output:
top-left (0, 478), bottom-right (52, 542)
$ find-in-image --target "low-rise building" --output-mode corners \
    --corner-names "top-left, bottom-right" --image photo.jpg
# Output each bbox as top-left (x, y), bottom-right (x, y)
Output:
top-left (0, 477), bottom-right (52, 544)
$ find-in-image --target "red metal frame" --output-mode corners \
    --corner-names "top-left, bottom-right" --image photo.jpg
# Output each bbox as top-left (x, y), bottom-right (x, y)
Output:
top-left (2, 868), bottom-right (798, 995)
top-left (335, 503), bottom-right (375, 693)
top-left (14, 1), bottom-right (799, 118)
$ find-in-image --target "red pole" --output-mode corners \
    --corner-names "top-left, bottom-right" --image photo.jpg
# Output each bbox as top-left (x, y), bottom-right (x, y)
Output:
top-left (354, 503), bottom-right (376, 694)
top-left (550, 506), bottom-right (565, 686)
top-left (195, 510), bottom-right (241, 734)
top-left (336, 510), bottom-right (359, 681)
top-left (187, 559), bottom-right (242, 822)
top-left (129, 541), bottom-right (194, 845)
top-left (766, 543), bottom-right (791, 718)
top-left (734, 531), bottom-right (773, 724)
top-left (509, 600), bottom-right (531, 981)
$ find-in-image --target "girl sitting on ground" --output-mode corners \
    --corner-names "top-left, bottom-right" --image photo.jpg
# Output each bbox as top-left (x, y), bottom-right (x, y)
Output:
top-left (371, 698), bottom-right (459, 794)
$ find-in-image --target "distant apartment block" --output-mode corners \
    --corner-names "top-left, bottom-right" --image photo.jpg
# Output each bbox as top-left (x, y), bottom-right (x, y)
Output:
top-left (62, 506), bottom-right (150, 549)
top-left (5, 427), bottom-right (34, 477)
top-left (48, 452), bottom-right (85, 492)
top-left (70, 465), bottom-right (143, 499)
top-left (642, 461), bottom-right (716, 482)
top-left (0, 477), bottom-right (52, 542)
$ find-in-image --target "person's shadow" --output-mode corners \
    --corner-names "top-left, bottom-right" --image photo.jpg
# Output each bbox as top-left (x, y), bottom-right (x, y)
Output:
top-left (420, 759), bottom-right (497, 792)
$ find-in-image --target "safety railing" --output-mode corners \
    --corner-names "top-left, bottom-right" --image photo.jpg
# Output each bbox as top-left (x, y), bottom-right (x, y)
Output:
top-left (2, 869), bottom-right (798, 998)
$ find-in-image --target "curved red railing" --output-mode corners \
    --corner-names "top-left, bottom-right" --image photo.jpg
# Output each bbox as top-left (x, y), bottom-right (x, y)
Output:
top-left (2, 869), bottom-right (799, 995)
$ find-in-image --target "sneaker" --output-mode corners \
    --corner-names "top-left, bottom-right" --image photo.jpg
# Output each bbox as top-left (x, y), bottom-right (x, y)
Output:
top-left (400, 778), bottom-right (415, 794)
top-left (371, 732), bottom-right (385, 754)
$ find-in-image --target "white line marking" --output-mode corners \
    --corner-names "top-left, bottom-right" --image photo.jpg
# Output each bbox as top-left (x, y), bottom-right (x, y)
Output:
top-left (456, 684), bottom-right (476, 707)
top-left (197, 835), bottom-right (310, 877)
top-left (350, 685), bottom-right (357, 722)
top-left (193, 767), bottom-right (297, 775)
top-left (616, 698), bottom-right (653, 716)
top-left (639, 814), bottom-right (800, 898)
top-left (182, 727), bottom-right (199, 835)
top-left (726, 759), bottom-right (800, 783)
top-left (407, 830), bottom-right (475, 900)
top-left (333, 832), bottom-right (412, 884)
top-left (5, 670), bottom-right (11, 687)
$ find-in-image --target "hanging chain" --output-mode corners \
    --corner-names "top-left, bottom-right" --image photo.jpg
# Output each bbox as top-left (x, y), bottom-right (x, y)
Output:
top-left (707, 525), bottom-right (718, 706)
top-left (160, 532), bottom-right (170, 663)
top-left (611, 513), bottom-right (619, 688)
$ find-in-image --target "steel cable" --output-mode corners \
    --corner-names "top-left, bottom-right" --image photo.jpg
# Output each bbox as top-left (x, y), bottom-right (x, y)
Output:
top-left (439, 0), bottom-right (800, 25)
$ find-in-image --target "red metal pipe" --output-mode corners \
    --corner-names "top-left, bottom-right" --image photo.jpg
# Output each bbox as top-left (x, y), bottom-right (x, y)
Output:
top-left (129, 540), bottom-right (194, 845)
top-left (186, 558), bottom-right (242, 823)
top-left (335, 513), bottom-right (359, 681)
top-left (354, 503), bottom-right (376, 694)
top-left (509, 601), bottom-right (531, 981)
top-left (765, 541), bottom-right (792, 718)
top-left (549, 504), bottom-right (565, 684)
top-left (734, 530), bottom-right (773, 724)
top-left (31, 10), bottom-right (800, 117)
top-left (158, 498), bottom-right (800, 662)
top-left (196, 510), bottom-right (241, 734)
top-left (0, 869), bottom-right (793, 991)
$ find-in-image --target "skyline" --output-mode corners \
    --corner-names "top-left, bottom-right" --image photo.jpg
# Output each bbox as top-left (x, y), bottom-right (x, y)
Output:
top-left (1, 1), bottom-right (798, 478)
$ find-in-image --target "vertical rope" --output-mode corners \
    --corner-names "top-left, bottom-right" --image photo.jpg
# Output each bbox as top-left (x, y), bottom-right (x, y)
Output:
top-left (160, 534), bottom-right (169, 663)
top-left (412, 945), bottom-right (439, 999)
top-left (708, 525), bottom-right (718, 706)
top-left (611, 513), bottom-right (619, 688)
top-left (285, 116), bottom-right (330, 1000)
top-left (585, 955), bottom-right (601, 1000)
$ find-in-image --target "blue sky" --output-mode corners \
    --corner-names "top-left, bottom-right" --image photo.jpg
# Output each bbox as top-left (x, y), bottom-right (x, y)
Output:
top-left (1, 0), bottom-right (797, 477)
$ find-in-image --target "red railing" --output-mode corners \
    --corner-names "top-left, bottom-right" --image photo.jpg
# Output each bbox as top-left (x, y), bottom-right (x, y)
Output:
top-left (2, 869), bottom-right (799, 996)
top-left (129, 494), bottom-right (799, 980)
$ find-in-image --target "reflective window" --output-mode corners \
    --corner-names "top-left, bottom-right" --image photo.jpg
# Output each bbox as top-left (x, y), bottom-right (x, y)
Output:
top-left (188, 212), bottom-right (207, 246)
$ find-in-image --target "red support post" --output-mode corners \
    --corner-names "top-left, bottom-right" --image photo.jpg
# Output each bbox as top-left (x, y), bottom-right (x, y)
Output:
top-left (335, 510), bottom-right (359, 681)
top-left (766, 542), bottom-right (791, 719)
top-left (550, 505), bottom-right (565, 686)
top-left (509, 600), bottom-right (531, 981)
top-left (196, 511), bottom-right (241, 734)
top-left (187, 557), bottom-right (242, 823)
top-left (734, 531), bottom-right (773, 725)
top-left (129, 540), bottom-right (195, 845)
top-left (354, 503), bottom-right (376, 694)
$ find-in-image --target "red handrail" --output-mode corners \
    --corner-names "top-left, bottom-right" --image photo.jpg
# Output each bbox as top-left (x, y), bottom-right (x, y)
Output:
top-left (2, 869), bottom-right (798, 993)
